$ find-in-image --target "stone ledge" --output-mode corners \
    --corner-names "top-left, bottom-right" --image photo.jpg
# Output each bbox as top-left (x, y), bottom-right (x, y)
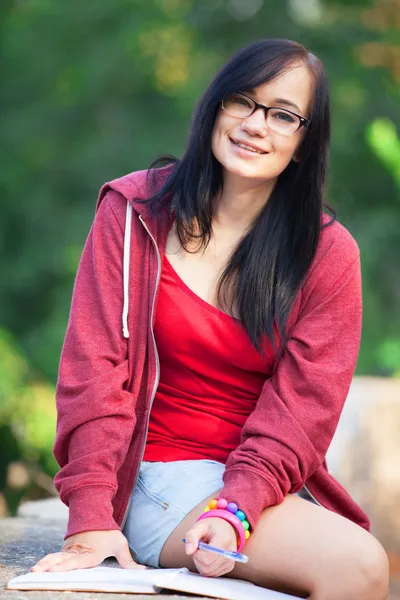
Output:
top-left (17, 498), bottom-right (68, 521)
top-left (1, 517), bottom-right (399, 599)
top-left (0, 518), bottom-right (206, 599)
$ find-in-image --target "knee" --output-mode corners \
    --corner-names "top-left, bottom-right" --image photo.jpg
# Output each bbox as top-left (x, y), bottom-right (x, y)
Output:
top-left (355, 538), bottom-right (389, 600)
top-left (314, 536), bottom-right (389, 600)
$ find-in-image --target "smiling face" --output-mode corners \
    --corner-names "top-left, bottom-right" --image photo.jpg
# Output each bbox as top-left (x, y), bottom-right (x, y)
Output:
top-left (211, 62), bottom-right (315, 187)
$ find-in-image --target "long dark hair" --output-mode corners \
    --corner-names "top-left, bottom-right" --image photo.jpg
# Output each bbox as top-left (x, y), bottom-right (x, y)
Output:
top-left (140, 38), bottom-right (334, 357)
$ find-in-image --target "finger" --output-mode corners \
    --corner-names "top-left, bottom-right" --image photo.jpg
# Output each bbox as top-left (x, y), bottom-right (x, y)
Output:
top-left (48, 551), bottom-right (100, 572)
top-left (30, 553), bottom-right (66, 572)
top-left (194, 548), bottom-right (219, 566)
top-left (43, 542), bottom-right (97, 572)
top-left (207, 559), bottom-right (235, 578)
top-left (184, 522), bottom-right (210, 555)
top-left (205, 564), bottom-right (234, 578)
top-left (196, 556), bottom-right (233, 578)
top-left (115, 541), bottom-right (146, 570)
top-left (194, 553), bottom-right (225, 572)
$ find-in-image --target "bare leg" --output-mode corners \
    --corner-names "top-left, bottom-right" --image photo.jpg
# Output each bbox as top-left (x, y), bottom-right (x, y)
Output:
top-left (159, 492), bottom-right (389, 599)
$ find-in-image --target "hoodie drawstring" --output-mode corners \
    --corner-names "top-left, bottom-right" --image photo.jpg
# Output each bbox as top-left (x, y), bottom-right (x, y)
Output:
top-left (122, 200), bottom-right (132, 338)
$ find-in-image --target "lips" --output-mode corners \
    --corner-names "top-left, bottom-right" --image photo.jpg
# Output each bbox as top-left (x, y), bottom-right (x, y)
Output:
top-left (230, 137), bottom-right (268, 155)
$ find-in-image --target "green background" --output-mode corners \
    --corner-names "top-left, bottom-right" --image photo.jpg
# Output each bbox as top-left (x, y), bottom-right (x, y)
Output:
top-left (1, 0), bottom-right (399, 513)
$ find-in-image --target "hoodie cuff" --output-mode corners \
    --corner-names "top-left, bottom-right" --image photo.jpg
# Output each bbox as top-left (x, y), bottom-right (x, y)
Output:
top-left (63, 486), bottom-right (120, 539)
top-left (219, 469), bottom-right (279, 531)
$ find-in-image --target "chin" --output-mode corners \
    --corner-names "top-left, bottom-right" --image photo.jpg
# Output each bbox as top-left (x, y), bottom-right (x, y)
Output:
top-left (220, 160), bottom-right (269, 181)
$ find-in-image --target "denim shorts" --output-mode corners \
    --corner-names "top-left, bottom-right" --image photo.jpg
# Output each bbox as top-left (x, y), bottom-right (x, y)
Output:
top-left (122, 459), bottom-right (314, 568)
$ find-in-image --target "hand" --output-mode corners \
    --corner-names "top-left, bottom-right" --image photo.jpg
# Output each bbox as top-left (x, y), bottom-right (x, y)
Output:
top-left (184, 517), bottom-right (237, 578)
top-left (30, 530), bottom-right (147, 573)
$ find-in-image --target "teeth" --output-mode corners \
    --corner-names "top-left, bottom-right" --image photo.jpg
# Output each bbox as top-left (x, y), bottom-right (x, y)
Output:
top-left (232, 140), bottom-right (265, 154)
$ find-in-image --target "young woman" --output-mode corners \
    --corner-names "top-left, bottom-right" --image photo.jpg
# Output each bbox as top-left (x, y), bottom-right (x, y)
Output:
top-left (32, 39), bottom-right (389, 599)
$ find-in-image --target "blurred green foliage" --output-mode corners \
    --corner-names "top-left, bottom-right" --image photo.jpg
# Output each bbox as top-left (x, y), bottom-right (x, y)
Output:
top-left (0, 329), bottom-right (56, 465)
top-left (0, 328), bottom-right (58, 512)
top-left (0, 0), bottom-right (399, 508)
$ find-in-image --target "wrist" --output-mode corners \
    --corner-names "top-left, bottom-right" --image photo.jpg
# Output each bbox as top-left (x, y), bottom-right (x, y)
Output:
top-left (196, 498), bottom-right (251, 552)
top-left (203, 515), bottom-right (238, 543)
top-left (64, 486), bottom-right (119, 539)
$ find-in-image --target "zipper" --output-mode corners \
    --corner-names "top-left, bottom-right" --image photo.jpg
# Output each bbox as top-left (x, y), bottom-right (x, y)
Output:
top-left (120, 215), bottom-right (162, 530)
top-left (303, 484), bottom-right (323, 508)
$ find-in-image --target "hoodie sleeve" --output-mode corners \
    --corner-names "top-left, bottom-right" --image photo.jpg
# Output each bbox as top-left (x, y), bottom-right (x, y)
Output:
top-left (53, 191), bottom-right (135, 538)
top-left (220, 233), bottom-right (362, 530)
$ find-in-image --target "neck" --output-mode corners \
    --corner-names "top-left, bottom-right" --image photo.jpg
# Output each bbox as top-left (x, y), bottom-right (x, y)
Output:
top-left (214, 174), bottom-right (277, 231)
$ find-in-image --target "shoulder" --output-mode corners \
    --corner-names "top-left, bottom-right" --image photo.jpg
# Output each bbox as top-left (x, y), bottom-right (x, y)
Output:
top-left (298, 213), bottom-right (361, 311)
top-left (96, 168), bottom-right (150, 216)
top-left (314, 212), bottom-right (360, 274)
top-left (92, 166), bottom-right (174, 244)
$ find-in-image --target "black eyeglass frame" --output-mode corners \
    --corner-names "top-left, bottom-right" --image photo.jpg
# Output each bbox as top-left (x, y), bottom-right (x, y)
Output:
top-left (221, 92), bottom-right (310, 133)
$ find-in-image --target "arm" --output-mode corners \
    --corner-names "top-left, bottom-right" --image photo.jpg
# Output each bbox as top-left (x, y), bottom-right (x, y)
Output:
top-left (53, 191), bottom-right (135, 537)
top-left (220, 240), bottom-right (362, 529)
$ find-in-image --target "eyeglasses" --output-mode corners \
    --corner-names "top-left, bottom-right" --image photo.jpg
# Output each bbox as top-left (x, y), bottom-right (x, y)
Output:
top-left (221, 92), bottom-right (310, 136)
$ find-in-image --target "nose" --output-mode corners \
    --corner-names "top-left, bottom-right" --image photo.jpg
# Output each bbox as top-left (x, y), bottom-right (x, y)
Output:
top-left (240, 107), bottom-right (269, 136)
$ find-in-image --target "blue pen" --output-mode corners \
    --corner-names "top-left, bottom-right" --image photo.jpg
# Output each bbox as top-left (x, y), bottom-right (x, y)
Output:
top-left (182, 538), bottom-right (249, 563)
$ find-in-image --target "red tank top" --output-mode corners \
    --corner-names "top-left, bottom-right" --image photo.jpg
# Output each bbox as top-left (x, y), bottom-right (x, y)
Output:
top-left (143, 254), bottom-right (272, 463)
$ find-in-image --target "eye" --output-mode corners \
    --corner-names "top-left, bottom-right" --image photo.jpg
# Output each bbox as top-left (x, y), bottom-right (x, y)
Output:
top-left (270, 110), bottom-right (297, 124)
top-left (230, 94), bottom-right (252, 108)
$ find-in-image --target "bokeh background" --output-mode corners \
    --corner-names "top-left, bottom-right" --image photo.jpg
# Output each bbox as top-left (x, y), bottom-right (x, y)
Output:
top-left (1, 0), bottom-right (399, 593)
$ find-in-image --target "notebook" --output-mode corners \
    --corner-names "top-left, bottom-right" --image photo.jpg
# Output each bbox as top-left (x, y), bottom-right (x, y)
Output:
top-left (5, 566), bottom-right (180, 594)
top-left (6, 565), bottom-right (298, 598)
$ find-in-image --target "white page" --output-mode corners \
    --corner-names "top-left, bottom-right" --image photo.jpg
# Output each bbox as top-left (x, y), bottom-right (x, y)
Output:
top-left (6, 566), bottom-right (186, 593)
top-left (156, 570), bottom-right (299, 600)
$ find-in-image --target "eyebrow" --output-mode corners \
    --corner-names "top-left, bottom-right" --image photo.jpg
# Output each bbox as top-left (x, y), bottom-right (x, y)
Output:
top-left (246, 89), bottom-right (302, 113)
top-left (273, 97), bottom-right (302, 112)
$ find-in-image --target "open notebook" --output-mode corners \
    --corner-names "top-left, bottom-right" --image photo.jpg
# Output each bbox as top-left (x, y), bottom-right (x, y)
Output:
top-left (6, 566), bottom-right (298, 599)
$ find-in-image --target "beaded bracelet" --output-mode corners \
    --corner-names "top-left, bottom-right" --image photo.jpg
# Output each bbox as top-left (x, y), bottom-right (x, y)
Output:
top-left (196, 498), bottom-right (250, 552)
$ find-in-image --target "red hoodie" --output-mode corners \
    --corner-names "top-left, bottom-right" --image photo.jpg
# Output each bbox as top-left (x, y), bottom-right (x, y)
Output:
top-left (53, 167), bottom-right (370, 539)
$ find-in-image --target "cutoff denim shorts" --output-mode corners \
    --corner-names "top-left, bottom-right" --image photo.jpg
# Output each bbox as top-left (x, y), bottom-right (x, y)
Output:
top-left (122, 459), bottom-right (315, 568)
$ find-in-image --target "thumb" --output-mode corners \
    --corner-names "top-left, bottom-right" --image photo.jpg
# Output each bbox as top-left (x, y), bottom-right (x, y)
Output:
top-left (115, 540), bottom-right (146, 570)
top-left (184, 521), bottom-right (209, 555)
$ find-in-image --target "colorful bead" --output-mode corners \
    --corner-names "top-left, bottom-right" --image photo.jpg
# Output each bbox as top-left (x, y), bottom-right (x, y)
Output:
top-left (226, 502), bottom-right (238, 514)
top-left (197, 509), bottom-right (247, 552)
top-left (199, 498), bottom-right (251, 549)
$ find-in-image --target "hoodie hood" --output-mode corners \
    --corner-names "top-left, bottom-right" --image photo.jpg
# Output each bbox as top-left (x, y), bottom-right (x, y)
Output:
top-left (96, 165), bottom-right (174, 339)
top-left (96, 165), bottom-right (175, 216)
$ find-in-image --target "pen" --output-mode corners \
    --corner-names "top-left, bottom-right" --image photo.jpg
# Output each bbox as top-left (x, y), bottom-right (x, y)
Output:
top-left (182, 538), bottom-right (249, 563)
